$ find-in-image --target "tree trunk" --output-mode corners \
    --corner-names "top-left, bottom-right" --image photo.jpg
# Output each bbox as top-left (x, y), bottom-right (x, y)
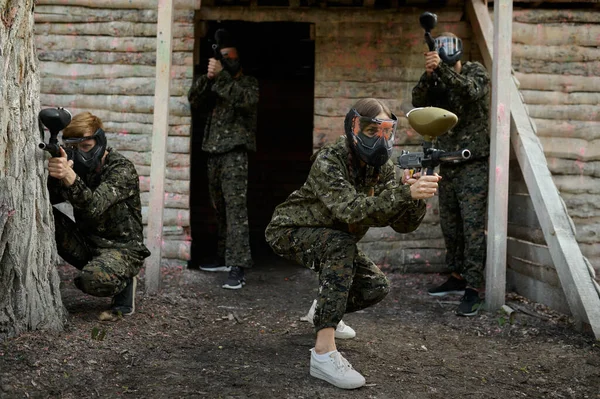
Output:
top-left (0, 0), bottom-right (65, 341)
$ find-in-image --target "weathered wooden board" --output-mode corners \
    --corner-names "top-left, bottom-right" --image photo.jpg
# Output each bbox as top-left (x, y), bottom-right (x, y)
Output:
top-left (508, 194), bottom-right (541, 230)
top-left (42, 94), bottom-right (191, 117)
top-left (507, 270), bottom-right (570, 315)
top-left (521, 91), bottom-right (600, 106)
top-left (513, 59), bottom-right (599, 77)
top-left (508, 255), bottom-right (560, 288)
top-left (546, 158), bottom-right (600, 179)
top-left (42, 78), bottom-right (192, 97)
top-left (513, 9), bottom-right (600, 24)
top-left (35, 21), bottom-right (193, 39)
top-left (36, 0), bottom-right (201, 9)
top-left (552, 175), bottom-right (600, 195)
top-left (140, 192), bottom-right (190, 209)
top-left (105, 133), bottom-right (190, 154)
top-left (526, 105), bottom-right (599, 122)
top-left (36, 35), bottom-right (194, 52)
top-left (538, 137), bottom-right (600, 162)
top-left (139, 178), bottom-right (189, 195)
top-left (513, 44), bottom-right (600, 63)
top-left (141, 207), bottom-right (190, 227)
top-left (119, 151), bottom-right (190, 168)
top-left (315, 81), bottom-right (414, 100)
top-left (42, 107), bottom-right (191, 126)
top-left (40, 62), bottom-right (192, 80)
top-left (35, 6), bottom-right (194, 23)
top-left (136, 165), bottom-right (190, 181)
top-left (512, 22), bottom-right (600, 47)
top-left (534, 120), bottom-right (600, 141)
top-left (38, 50), bottom-right (193, 66)
top-left (198, 7), bottom-right (464, 24)
top-left (317, 52), bottom-right (424, 72)
top-left (102, 122), bottom-right (190, 137)
top-left (515, 73), bottom-right (600, 93)
top-left (508, 224), bottom-right (546, 246)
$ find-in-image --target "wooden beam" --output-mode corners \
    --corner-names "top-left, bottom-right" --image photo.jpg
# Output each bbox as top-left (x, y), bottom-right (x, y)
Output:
top-left (145, 0), bottom-right (175, 294)
top-left (468, 0), bottom-right (600, 338)
top-left (485, 0), bottom-right (512, 311)
top-left (36, 0), bottom-right (201, 9)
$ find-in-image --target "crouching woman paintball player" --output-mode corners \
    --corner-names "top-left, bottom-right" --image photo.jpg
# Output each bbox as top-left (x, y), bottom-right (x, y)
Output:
top-left (265, 98), bottom-right (440, 389)
top-left (46, 111), bottom-right (151, 317)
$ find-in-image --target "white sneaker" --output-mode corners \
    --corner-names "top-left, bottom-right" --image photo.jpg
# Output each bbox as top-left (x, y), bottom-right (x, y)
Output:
top-left (304, 299), bottom-right (356, 340)
top-left (309, 348), bottom-right (366, 389)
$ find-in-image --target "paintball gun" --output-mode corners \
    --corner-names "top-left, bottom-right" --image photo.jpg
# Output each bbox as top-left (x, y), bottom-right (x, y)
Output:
top-left (38, 107), bottom-right (72, 158)
top-left (419, 11), bottom-right (437, 53)
top-left (398, 107), bottom-right (471, 176)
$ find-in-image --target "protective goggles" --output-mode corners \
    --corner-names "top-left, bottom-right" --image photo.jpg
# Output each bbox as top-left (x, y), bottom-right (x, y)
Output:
top-left (434, 36), bottom-right (463, 56)
top-left (350, 109), bottom-right (398, 148)
top-left (63, 129), bottom-right (103, 149)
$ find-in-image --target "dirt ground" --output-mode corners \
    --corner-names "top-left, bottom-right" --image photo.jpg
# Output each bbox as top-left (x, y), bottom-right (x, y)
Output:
top-left (1, 254), bottom-right (599, 399)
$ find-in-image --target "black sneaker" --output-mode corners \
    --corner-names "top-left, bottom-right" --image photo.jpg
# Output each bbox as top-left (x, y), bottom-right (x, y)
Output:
top-left (428, 275), bottom-right (467, 297)
top-left (456, 288), bottom-right (483, 317)
top-left (199, 263), bottom-right (231, 272)
top-left (222, 266), bottom-right (246, 290)
top-left (111, 276), bottom-right (137, 316)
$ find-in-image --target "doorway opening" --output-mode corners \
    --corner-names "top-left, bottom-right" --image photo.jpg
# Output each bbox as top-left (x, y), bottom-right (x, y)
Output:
top-left (189, 21), bottom-right (315, 266)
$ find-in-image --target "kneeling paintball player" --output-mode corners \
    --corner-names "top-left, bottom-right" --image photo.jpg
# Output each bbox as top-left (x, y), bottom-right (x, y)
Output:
top-left (265, 98), bottom-right (440, 389)
top-left (46, 111), bottom-right (150, 317)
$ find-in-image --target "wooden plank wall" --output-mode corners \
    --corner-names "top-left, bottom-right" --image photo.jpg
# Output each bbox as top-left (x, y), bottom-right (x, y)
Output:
top-left (34, 3), bottom-right (197, 267)
top-left (509, 8), bottom-right (600, 287)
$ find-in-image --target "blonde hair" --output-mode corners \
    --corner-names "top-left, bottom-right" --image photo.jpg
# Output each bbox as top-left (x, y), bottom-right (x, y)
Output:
top-left (62, 112), bottom-right (103, 139)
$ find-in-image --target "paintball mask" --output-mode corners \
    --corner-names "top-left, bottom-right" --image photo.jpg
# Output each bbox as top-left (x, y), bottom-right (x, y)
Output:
top-left (434, 35), bottom-right (463, 66)
top-left (63, 128), bottom-right (108, 176)
top-left (344, 109), bottom-right (398, 167)
top-left (213, 29), bottom-right (241, 76)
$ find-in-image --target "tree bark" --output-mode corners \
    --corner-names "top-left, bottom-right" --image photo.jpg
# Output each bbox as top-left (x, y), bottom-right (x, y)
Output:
top-left (0, 0), bottom-right (65, 341)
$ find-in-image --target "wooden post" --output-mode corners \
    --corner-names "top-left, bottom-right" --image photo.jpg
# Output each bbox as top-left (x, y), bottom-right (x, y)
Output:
top-left (468, 0), bottom-right (600, 338)
top-left (145, 0), bottom-right (175, 294)
top-left (485, 0), bottom-right (512, 311)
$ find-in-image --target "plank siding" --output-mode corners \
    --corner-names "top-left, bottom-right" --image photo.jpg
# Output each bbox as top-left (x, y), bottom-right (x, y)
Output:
top-left (34, 3), bottom-right (599, 280)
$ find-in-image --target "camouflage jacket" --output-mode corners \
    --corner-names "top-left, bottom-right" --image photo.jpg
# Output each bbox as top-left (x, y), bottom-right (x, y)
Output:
top-left (187, 70), bottom-right (259, 154)
top-left (267, 137), bottom-right (427, 241)
top-left (48, 149), bottom-right (151, 257)
top-left (412, 61), bottom-right (491, 160)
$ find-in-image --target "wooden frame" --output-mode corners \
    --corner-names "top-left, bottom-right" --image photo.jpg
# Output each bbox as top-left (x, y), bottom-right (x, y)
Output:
top-left (145, 0), bottom-right (176, 294)
top-left (485, 0), bottom-right (512, 311)
top-left (467, 0), bottom-right (600, 338)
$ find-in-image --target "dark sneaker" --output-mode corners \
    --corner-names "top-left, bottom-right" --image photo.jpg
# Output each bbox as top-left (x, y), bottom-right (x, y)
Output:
top-left (111, 276), bottom-right (137, 316)
top-left (428, 275), bottom-right (467, 297)
top-left (456, 288), bottom-right (483, 317)
top-left (199, 263), bottom-right (231, 272)
top-left (222, 266), bottom-right (246, 290)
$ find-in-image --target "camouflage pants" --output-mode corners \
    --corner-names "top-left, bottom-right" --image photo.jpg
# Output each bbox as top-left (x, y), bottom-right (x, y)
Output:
top-left (266, 226), bottom-right (390, 332)
top-left (438, 158), bottom-right (489, 288)
top-left (53, 207), bottom-right (144, 297)
top-left (207, 150), bottom-right (253, 268)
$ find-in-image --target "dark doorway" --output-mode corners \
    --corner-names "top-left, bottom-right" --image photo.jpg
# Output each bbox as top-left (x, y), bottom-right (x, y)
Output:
top-left (189, 21), bottom-right (315, 266)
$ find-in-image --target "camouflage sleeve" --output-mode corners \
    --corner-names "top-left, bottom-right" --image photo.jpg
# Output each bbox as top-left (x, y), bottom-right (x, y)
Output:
top-left (187, 74), bottom-right (214, 111)
top-left (211, 71), bottom-right (259, 110)
top-left (63, 160), bottom-right (139, 219)
top-left (436, 62), bottom-right (490, 102)
top-left (311, 153), bottom-right (416, 226)
top-left (411, 71), bottom-right (433, 108)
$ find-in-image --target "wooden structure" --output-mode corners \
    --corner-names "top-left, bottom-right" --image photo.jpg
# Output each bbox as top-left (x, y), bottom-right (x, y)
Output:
top-left (34, 1), bottom-right (600, 332)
